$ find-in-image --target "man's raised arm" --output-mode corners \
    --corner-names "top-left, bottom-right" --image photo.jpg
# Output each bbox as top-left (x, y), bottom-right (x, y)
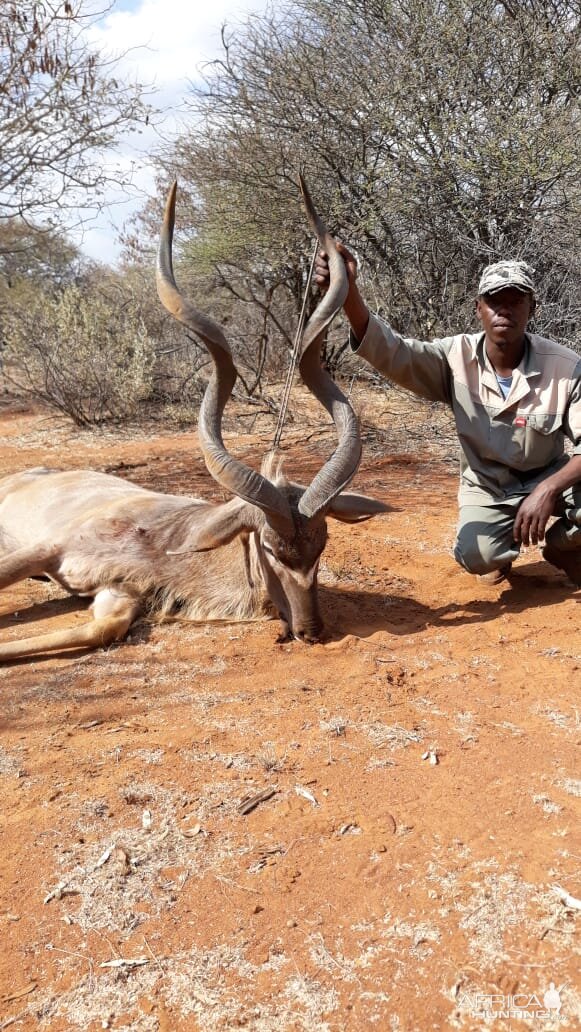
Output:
top-left (314, 245), bottom-right (452, 405)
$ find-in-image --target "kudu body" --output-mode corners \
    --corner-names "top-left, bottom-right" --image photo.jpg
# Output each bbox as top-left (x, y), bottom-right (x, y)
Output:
top-left (0, 179), bottom-right (389, 661)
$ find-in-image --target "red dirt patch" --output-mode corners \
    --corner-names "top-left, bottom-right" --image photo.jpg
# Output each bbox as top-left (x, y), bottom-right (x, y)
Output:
top-left (0, 400), bottom-right (579, 1030)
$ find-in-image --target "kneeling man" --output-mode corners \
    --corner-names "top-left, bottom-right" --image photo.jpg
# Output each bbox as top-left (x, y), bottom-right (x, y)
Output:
top-left (315, 252), bottom-right (581, 586)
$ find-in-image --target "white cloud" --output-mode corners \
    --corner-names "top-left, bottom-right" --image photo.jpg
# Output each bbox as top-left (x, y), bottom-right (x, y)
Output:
top-left (71, 0), bottom-right (275, 264)
top-left (89, 0), bottom-right (270, 99)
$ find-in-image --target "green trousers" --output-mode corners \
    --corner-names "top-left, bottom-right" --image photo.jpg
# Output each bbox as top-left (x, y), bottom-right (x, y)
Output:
top-left (454, 484), bottom-right (581, 575)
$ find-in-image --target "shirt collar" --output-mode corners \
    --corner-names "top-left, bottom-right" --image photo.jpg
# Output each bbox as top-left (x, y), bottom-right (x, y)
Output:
top-left (474, 332), bottom-right (541, 411)
top-left (475, 332), bottom-right (542, 379)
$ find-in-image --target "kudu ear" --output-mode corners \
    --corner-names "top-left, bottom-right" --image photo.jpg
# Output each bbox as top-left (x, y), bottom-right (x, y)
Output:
top-left (326, 493), bottom-right (394, 524)
top-left (167, 498), bottom-right (262, 555)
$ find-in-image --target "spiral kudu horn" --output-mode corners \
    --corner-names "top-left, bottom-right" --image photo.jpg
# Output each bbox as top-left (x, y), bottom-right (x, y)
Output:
top-left (297, 174), bottom-right (362, 520)
top-left (156, 181), bottom-right (292, 530)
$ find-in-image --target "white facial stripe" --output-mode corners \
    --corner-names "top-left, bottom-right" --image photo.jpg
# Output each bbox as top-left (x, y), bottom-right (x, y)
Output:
top-left (261, 545), bottom-right (319, 589)
top-left (284, 558), bottom-right (320, 589)
top-left (261, 544), bottom-right (319, 594)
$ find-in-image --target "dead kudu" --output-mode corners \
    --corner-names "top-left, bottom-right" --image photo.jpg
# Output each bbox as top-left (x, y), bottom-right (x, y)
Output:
top-left (0, 179), bottom-right (390, 660)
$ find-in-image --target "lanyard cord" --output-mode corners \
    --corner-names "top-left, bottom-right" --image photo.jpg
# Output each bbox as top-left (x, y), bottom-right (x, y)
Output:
top-left (272, 240), bottom-right (318, 451)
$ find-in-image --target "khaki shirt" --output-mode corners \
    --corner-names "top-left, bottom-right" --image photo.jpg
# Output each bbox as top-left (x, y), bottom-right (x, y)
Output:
top-left (353, 315), bottom-right (581, 504)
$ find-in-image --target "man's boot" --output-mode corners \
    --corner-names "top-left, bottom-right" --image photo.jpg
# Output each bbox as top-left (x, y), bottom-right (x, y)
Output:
top-left (477, 563), bottom-right (512, 585)
top-left (543, 543), bottom-right (581, 586)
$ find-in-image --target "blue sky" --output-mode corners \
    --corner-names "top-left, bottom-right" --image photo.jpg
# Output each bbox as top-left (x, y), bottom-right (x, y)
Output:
top-left (73, 0), bottom-right (276, 263)
top-left (105, 0), bottom-right (141, 9)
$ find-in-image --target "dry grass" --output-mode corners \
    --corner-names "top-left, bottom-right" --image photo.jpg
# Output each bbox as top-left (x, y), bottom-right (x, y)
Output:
top-left (31, 945), bottom-right (342, 1031)
top-left (360, 722), bottom-right (425, 750)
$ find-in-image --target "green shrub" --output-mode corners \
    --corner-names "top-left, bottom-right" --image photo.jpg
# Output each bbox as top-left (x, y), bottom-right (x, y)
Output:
top-left (3, 283), bottom-right (155, 425)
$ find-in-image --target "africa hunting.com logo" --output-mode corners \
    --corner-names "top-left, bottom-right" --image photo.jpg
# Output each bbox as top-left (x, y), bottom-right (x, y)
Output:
top-left (459, 982), bottom-right (565, 1021)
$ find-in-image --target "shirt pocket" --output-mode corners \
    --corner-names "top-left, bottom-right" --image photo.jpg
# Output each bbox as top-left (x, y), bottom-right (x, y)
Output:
top-left (488, 411), bottom-right (562, 469)
top-left (519, 413), bottom-right (563, 466)
top-left (525, 413), bottom-right (562, 435)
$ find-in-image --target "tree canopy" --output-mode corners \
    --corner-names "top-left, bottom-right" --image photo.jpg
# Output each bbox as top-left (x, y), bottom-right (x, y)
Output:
top-left (142, 0), bottom-right (580, 353)
top-left (0, 1), bottom-right (149, 226)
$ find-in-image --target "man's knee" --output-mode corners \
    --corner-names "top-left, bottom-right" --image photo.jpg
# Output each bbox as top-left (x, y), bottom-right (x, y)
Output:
top-left (454, 524), bottom-right (519, 575)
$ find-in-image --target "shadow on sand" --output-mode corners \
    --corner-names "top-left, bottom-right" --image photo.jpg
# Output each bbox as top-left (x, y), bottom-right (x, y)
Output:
top-left (319, 560), bottom-right (577, 641)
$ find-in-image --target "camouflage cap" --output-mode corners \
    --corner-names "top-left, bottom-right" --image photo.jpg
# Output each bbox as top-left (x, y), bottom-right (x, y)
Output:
top-left (477, 260), bottom-right (535, 297)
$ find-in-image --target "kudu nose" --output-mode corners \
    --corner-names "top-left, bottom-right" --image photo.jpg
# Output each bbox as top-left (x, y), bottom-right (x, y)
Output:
top-left (295, 631), bottom-right (317, 644)
top-left (294, 620), bottom-right (324, 644)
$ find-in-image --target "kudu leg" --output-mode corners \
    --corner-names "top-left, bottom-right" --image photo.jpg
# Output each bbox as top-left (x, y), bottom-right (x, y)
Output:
top-left (0, 546), bottom-right (58, 589)
top-left (0, 588), bottom-right (140, 662)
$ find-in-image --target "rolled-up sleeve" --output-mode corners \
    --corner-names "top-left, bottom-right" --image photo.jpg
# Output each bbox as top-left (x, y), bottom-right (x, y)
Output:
top-left (350, 313), bottom-right (452, 405)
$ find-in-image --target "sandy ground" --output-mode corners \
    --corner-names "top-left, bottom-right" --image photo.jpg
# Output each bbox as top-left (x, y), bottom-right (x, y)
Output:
top-left (0, 394), bottom-right (579, 1032)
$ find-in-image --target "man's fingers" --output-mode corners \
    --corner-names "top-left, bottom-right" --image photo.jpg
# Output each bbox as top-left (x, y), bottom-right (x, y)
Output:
top-left (530, 510), bottom-right (550, 546)
top-left (518, 510), bottom-right (532, 547)
top-left (314, 242), bottom-right (357, 294)
top-left (314, 250), bottom-right (330, 278)
top-left (535, 510), bottom-right (551, 545)
top-left (515, 491), bottom-right (556, 547)
top-left (314, 252), bottom-right (330, 293)
top-left (525, 508), bottom-right (538, 545)
top-left (515, 512), bottom-right (551, 547)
